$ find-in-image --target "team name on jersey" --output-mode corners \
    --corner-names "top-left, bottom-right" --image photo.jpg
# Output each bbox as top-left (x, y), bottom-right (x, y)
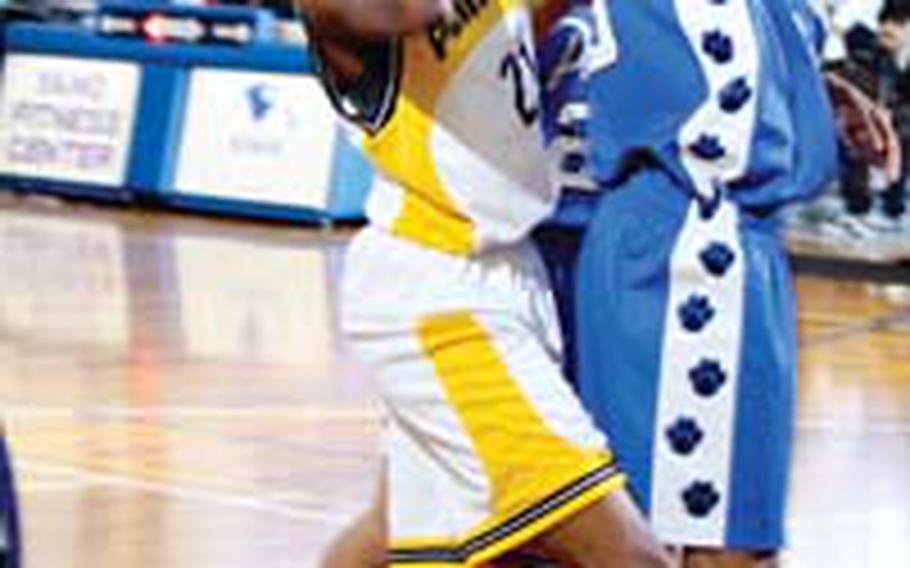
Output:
top-left (427, 0), bottom-right (492, 61)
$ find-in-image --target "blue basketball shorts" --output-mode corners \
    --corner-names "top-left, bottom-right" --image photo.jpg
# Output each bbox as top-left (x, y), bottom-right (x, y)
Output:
top-left (572, 168), bottom-right (797, 551)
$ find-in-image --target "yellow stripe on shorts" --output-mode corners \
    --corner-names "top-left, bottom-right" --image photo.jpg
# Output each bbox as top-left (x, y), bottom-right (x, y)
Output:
top-left (391, 312), bottom-right (625, 566)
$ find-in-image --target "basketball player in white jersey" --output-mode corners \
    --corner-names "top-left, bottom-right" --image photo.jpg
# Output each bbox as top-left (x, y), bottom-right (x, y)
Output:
top-left (294, 1), bottom-right (672, 566)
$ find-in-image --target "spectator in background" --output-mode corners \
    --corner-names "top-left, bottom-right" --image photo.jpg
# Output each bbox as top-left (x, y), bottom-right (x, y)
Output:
top-left (1, 0), bottom-right (45, 23)
top-left (1, 0), bottom-right (95, 22)
top-left (833, 0), bottom-right (910, 239)
top-left (878, 0), bottom-right (910, 224)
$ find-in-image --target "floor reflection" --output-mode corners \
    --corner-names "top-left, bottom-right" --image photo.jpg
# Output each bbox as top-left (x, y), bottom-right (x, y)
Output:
top-left (0, 200), bottom-right (377, 568)
top-left (0, 198), bottom-right (906, 567)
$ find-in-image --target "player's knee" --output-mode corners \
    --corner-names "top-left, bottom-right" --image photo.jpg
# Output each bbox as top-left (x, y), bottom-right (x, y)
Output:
top-left (602, 492), bottom-right (674, 568)
top-left (319, 504), bottom-right (386, 568)
top-left (532, 490), bottom-right (674, 568)
top-left (625, 534), bottom-right (675, 568)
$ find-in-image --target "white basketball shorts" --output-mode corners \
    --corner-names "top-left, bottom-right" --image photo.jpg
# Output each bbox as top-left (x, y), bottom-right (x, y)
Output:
top-left (341, 227), bottom-right (625, 566)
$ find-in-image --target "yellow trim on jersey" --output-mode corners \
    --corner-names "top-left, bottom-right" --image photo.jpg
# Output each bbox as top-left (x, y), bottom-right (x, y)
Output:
top-left (364, 98), bottom-right (476, 255)
top-left (395, 311), bottom-right (626, 565)
top-left (363, 0), bottom-right (527, 256)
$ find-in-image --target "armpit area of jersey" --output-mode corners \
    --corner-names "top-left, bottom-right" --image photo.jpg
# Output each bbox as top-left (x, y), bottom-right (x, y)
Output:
top-left (312, 37), bottom-right (402, 133)
top-left (296, 6), bottom-right (402, 132)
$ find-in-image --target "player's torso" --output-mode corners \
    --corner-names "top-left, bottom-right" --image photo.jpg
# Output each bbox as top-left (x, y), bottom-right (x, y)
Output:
top-left (587, 0), bottom-right (836, 208)
top-left (362, 0), bottom-right (555, 256)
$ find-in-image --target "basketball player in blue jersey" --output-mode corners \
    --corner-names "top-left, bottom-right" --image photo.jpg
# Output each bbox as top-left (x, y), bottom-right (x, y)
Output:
top-left (295, 1), bottom-right (671, 566)
top-left (537, 1), bottom-right (900, 567)
top-left (0, 428), bottom-right (20, 568)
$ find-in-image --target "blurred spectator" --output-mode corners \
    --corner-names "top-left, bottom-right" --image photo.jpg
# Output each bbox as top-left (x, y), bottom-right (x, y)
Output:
top-left (836, 0), bottom-right (910, 234)
top-left (1, 0), bottom-right (95, 22)
top-left (819, 0), bottom-right (884, 61)
top-left (1, 0), bottom-right (45, 23)
top-left (879, 0), bottom-right (910, 218)
top-left (788, 2), bottom-right (909, 257)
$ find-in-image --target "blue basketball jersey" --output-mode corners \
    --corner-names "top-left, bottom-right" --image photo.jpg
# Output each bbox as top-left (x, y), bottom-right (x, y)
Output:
top-left (542, 0), bottom-right (842, 550)
top-left (585, 0), bottom-right (838, 211)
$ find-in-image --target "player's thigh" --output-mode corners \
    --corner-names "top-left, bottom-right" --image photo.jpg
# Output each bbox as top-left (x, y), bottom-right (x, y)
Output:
top-left (684, 548), bottom-right (779, 568)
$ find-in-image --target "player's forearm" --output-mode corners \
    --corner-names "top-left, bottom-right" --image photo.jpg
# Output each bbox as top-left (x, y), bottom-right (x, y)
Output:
top-left (295, 0), bottom-right (450, 39)
top-left (825, 70), bottom-right (902, 181)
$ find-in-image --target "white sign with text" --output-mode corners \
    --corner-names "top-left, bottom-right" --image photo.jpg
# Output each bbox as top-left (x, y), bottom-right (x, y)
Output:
top-left (174, 69), bottom-right (340, 209)
top-left (0, 55), bottom-right (141, 185)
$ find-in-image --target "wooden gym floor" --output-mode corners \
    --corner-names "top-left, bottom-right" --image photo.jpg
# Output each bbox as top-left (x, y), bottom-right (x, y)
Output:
top-left (0, 196), bottom-right (907, 567)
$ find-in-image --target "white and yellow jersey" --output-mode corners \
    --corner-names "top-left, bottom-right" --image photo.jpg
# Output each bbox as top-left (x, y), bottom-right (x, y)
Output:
top-left (323, 1), bottom-right (556, 256)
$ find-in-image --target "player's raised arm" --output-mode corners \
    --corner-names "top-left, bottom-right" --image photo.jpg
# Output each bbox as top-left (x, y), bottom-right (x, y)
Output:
top-left (294, 0), bottom-right (452, 39)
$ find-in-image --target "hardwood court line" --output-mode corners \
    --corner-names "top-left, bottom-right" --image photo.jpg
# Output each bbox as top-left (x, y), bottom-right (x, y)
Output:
top-left (14, 458), bottom-right (356, 525)
top-left (799, 309), bottom-right (910, 350)
top-left (6, 406), bottom-right (382, 467)
top-left (796, 417), bottom-right (910, 435)
top-left (10, 427), bottom-right (374, 509)
top-left (787, 506), bottom-right (910, 529)
top-left (3, 404), bottom-right (381, 422)
top-left (17, 447), bottom-right (366, 514)
top-left (16, 477), bottom-right (87, 495)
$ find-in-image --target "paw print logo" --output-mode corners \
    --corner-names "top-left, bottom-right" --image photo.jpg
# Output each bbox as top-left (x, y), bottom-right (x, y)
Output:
top-left (682, 481), bottom-right (721, 518)
top-left (689, 134), bottom-right (726, 162)
top-left (689, 359), bottom-right (728, 398)
top-left (699, 242), bottom-right (736, 277)
top-left (666, 417), bottom-right (704, 456)
top-left (678, 295), bottom-right (716, 333)
top-left (702, 30), bottom-right (734, 64)
top-left (719, 77), bottom-right (753, 114)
